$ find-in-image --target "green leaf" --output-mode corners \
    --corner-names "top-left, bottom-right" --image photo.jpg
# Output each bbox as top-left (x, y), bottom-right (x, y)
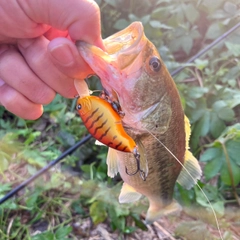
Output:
top-left (226, 139), bottom-right (240, 165)
top-left (89, 201), bottom-right (107, 225)
top-left (0, 200), bottom-right (18, 210)
top-left (113, 19), bottom-right (129, 30)
top-left (223, 2), bottom-right (237, 15)
top-left (194, 59), bottom-right (209, 71)
top-left (180, 35), bottom-right (193, 55)
top-left (55, 226), bottom-right (72, 239)
top-left (0, 183), bottom-right (12, 193)
top-left (220, 161), bottom-right (240, 186)
top-left (188, 87), bottom-right (208, 99)
top-left (212, 100), bottom-right (227, 111)
top-left (141, 15), bottom-right (150, 24)
top-left (108, 205), bottom-right (126, 231)
top-left (225, 42), bottom-right (240, 57)
top-left (175, 183), bottom-right (195, 206)
top-left (131, 214), bottom-right (148, 231)
top-left (182, 3), bottom-right (199, 24)
top-left (204, 156), bottom-right (223, 180)
top-left (195, 111), bottom-right (210, 137)
top-left (205, 22), bottom-right (224, 40)
top-left (200, 147), bottom-right (222, 162)
top-left (124, 226), bottom-right (137, 234)
top-left (26, 192), bottom-right (40, 209)
top-left (212, 201), bottom-right (225, 216)
top-left (0, 154), bottom-right (9, 173)
top-left (149, 20), bottom-right (172, 29)
top-left (31, 231), bottom-right (54, 240)
top-left (195, 185), bottom-right (224, 216)
top-left (217, 107), bottom-right (235, 122)
top-left (210, 112), bottom-right (226, 138)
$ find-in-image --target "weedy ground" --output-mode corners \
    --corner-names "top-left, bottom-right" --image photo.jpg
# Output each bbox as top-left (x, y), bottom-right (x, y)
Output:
top-left (0, 124), bottom-right (240, 240)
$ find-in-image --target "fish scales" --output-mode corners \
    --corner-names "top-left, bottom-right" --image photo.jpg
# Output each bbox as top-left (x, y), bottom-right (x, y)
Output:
top-left (118, 131), bottom-right (183, 203)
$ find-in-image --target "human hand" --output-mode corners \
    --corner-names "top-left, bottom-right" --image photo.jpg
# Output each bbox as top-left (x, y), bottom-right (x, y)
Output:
top-left (0, 0), bottom-right (104, 120)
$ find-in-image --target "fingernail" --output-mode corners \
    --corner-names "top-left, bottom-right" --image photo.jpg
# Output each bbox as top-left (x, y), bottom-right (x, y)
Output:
top-left (0, 78), bottom-right (5, 87)
top-left (50, 44), bottom-right (75, 65)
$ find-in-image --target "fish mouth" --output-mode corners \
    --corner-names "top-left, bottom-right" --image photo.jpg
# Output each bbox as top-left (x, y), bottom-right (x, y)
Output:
top-left (76, 22), bottom-right (148, 94)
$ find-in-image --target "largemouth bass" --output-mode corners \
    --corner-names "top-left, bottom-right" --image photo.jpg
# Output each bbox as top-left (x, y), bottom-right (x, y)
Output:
top-left (76, 22), bottom-right (202, 223)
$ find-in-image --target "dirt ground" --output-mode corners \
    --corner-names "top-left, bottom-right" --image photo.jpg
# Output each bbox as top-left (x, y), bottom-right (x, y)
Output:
top-left (70, 206), bottom-right (240, 240)
top-left (1, 163), bottom-right (240, 240)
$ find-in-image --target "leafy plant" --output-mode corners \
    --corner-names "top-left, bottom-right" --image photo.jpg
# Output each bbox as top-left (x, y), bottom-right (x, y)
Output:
top-left (200, 124), bottom-right (240, 203)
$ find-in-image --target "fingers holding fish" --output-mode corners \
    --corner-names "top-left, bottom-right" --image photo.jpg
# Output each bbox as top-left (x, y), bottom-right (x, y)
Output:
top-left (0, 45), bottom-right (55, 119)
top-left (18, 36), bottom-right (78, 98)
top-left (48, 37), bottom-right (96, 81)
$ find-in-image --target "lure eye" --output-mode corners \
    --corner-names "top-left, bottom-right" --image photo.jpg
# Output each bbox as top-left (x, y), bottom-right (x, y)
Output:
top-left (77, 104), bottom-right (82, 110)
top-left (149, 57), bottom-right (161, 72)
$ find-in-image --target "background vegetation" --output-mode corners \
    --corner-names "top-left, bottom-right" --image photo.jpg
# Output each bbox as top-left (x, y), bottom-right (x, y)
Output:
top-left (0, 0), bottom-right (240, 239)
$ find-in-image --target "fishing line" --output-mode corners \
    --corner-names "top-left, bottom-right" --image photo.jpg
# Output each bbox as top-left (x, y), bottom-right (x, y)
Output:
top-left (0, 134), bottom-right (92, 205)
top-left (146, 129), bottom-right (223, 240)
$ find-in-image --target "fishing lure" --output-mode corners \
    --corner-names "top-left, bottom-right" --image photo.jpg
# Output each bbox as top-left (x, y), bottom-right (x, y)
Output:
top-left (76, 95), bottom-right (146, 180)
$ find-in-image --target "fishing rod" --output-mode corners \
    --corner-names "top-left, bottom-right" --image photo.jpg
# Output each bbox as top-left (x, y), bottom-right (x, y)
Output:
top-left (0, 21), bottom-right (240, 205)
top-left (171, 21), bottom-right (240, 76)
top-left (0, 134), bottom-right (92, 205)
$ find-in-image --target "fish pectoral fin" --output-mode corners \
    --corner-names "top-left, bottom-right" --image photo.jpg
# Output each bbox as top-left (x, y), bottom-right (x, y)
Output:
top-left (145, 200), bottom-right (182, 224)
top-left (177, 150), bottom-right (202, 190)
top-left (119, 182), bottom-right (142, 203)
top-left (106, 148), bottom-right (119, 178)
top-left (136, 139), bottom-right (149, 179)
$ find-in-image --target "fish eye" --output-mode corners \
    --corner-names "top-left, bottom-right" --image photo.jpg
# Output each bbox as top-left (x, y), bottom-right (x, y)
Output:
top-left (76, 104), bottom-right (82, 110)
top-left (149, 57), bottom-right (161, 72)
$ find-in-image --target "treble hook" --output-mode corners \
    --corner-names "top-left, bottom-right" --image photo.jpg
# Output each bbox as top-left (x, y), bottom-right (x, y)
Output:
top-left (125, 149), bottom-right (146, 181)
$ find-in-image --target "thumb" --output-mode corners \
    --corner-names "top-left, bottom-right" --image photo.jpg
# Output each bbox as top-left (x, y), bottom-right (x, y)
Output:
top-left (48, 37), bottom-right (94, 79)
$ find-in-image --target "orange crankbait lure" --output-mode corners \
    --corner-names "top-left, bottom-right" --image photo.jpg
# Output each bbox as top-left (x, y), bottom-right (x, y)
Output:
top-left (76, 95), bottom-right (146, 180)
top-left (76, 95), bottom-right (135, 151)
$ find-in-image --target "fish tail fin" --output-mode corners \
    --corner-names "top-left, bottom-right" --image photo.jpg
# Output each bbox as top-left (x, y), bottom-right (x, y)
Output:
top-left (145, 200), bottom-right (182, 224)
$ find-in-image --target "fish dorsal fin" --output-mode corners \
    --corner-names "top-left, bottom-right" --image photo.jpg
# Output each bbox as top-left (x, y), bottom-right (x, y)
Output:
top-left (184, 115), bottom-right (191, 149)
top-left (136, 138), bottom-right (149, 179)
top-left (177, 116), bottom-right (202, 189)
top-left (119, 182), bottom-right (142, 203)
top-left (106, 148), bottom-right (119, 178)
